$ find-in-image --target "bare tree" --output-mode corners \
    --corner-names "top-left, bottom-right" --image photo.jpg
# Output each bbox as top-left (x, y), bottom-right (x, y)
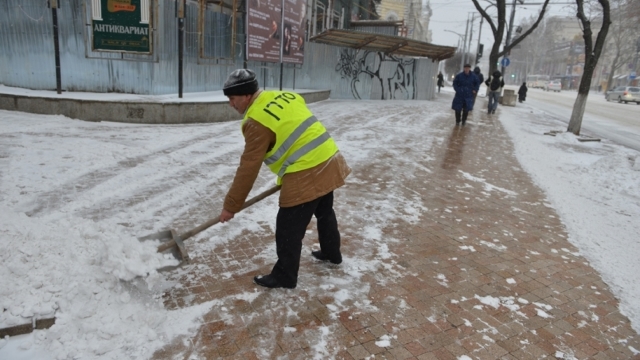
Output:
top-left (471, 0), bottom-right (551, 75)
top-left (566, 0), bottom-right (611, 135)
top-left (509, 15), bottom-right (563, 77)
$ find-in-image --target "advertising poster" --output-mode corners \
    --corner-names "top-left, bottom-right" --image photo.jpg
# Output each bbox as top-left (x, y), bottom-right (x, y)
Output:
top-left (92, 0), bottom-right (151, 53)
top-left (246, 0), bottom-right (306, 64)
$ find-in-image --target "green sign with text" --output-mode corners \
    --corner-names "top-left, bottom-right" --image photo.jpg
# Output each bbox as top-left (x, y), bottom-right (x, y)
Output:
top-left (92, 0), bottom-right (150, 53)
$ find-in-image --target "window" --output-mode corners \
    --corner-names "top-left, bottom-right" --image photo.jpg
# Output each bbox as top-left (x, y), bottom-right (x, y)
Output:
top-left (92, 0), bottom-right (102, 20)
top-left (200, 0), bottom-right (239, 60)
top-left (140, 0), bottom-right (149, 24)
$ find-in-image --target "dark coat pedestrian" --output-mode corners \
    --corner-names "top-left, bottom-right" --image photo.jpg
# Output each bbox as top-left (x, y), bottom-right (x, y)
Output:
top-left (451, 64), bottom-right (480, 125)
top-left (472, 66), bottom-right (484, 105)
top-left (473, 67), bottom-right (484, 85)
top-left (437, 72), bottom-right (444, 93)
top-left (518, 82), bottom-right (528, 103)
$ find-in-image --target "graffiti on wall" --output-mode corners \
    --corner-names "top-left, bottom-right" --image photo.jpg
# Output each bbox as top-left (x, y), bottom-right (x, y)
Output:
top-left (335, 48), bottom-right (416, 100)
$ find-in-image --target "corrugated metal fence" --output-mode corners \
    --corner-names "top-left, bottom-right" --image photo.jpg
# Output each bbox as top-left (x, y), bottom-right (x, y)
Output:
top-left (0, 0), bottom-right (437, 100)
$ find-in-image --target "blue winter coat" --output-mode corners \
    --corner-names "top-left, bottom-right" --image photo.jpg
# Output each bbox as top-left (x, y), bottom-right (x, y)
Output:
top-left (451, 71), bottom-right (480, 111)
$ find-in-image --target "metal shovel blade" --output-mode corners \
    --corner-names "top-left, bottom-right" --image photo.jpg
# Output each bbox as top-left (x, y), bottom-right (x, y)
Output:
top-left (138, 185), bottom-right (280, 267)
top-left (138, 228), bottom-right (190, 266)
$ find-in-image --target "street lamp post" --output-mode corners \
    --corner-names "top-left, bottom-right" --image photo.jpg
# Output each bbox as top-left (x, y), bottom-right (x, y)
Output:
top-left (445, 30), bottom-right (466, 73)
top-left (462, 19), bottom-right (470, 72)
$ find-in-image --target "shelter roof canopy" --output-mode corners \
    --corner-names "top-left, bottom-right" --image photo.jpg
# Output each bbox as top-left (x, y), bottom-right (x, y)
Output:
top-left (309, 29), bottom-right (456, 61)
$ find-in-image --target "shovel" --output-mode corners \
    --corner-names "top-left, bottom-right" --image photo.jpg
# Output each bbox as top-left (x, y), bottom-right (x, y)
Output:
top-left (139, 185), bottom-right (281, 264)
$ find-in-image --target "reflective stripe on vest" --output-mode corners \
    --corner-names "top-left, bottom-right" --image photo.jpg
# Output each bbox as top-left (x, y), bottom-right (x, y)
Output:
top-left (277, 131), bottom-right (331, 178)
top-left (244, 91), bottom-right (338, 183)
top-left (264, 115), bottom-right (318, 166)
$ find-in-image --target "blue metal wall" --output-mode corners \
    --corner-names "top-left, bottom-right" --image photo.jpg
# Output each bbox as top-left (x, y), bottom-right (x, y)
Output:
top-left (0, 0), bottom-right (437, 99)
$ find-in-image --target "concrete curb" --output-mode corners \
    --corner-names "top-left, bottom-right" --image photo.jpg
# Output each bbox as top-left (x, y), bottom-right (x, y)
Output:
top-left (0, 90), bottom-right (331, 124)
top-left (0, 317), bottom-right (56, 337)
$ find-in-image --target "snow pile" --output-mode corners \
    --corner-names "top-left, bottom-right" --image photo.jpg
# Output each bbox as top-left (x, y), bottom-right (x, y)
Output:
top-left (0, 206), bottom-right (208, 359)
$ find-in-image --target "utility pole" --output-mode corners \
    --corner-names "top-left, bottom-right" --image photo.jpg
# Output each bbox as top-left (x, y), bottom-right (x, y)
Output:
top-left (445, 29), bottom-right (466, 74)
top-left (467, 13), bottom-right (476, 65)
top-left (633, 38), bottom-right (640, 86)
top-left (178, 0), bottom-right (185, 98)
top-left (50, 0), bottom-right (61, 94)
top-left (476, 14), bottom-right (483, 66)
top-left (461, 14), bottom-right (470, 73)
top-left (501, 0), bottom-right (522, 77)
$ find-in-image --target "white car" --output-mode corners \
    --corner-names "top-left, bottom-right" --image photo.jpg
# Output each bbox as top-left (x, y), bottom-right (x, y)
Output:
top-left (605, 86), bottom-right (640, 104)
top-left (545, 80), bottom-right (562, 92)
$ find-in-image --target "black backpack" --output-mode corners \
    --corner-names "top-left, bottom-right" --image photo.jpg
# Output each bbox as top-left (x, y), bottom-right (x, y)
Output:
top-left (490, 76), bottom-right (502, 91)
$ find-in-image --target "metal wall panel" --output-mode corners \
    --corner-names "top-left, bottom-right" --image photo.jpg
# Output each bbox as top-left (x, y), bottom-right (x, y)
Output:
top-left (287, 43), bottom-right (438, 100)
top-left (0, 2), bottom-right (57, 90)
top-left (0, 0), bottom-right (437, 99)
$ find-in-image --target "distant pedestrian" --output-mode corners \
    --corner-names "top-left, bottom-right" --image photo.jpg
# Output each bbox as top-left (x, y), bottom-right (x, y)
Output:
top-left (473, 66), bottom-right (484, 105)
top-left (518, 82), bottom-right (528, 103)
top-left (437, 72), bottom-right (444, 93)
top-left (451, 64), bottom-right (480, 126)
top-left (485, 70), bottom-right (505, 114)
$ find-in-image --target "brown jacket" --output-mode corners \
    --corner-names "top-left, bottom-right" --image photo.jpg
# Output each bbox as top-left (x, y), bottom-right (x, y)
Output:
top-left (223, 119), bottom-right (351, 212)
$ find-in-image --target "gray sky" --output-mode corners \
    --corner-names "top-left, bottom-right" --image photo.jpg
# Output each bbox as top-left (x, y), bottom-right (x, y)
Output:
top-left (428, 0), bottom-right (576, 50)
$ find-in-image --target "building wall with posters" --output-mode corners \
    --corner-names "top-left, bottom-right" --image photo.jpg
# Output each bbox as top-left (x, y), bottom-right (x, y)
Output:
top-left (0, 0), bottom-right (438, 101)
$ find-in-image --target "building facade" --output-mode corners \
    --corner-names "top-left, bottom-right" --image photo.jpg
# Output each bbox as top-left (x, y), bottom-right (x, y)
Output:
top-left (0, 0), bottom-right (450, 101)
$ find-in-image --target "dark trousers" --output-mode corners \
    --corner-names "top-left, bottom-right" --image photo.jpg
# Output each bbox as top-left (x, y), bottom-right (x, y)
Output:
top-left (455, 103), bottom-right (468, 123)
top-left (270, 191), bottom-right (341, 287)
top-left (488, 91), bottom-right (500, 112)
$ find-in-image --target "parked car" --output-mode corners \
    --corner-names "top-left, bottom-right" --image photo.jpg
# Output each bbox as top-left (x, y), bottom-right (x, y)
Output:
top-left (605, 86), bottom-right (640, 104)
top-left (545, 80), bottom-right (562, 92)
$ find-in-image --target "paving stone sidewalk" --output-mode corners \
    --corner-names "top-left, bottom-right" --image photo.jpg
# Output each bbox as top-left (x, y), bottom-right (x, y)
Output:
top-left (152, 99), bottom-right (640, 360)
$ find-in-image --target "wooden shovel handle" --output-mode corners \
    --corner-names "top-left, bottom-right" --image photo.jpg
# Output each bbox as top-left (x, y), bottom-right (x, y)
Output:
top-left (157, 185), bottom-right (281, 253)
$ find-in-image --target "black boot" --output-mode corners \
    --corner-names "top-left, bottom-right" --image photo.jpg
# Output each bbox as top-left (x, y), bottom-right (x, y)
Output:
top-left (455, 111), bottom-right (461, 125)
top-left (311, 250), bottom-right (342, 264)
top-left (253, 274), bottom-right (296, 289)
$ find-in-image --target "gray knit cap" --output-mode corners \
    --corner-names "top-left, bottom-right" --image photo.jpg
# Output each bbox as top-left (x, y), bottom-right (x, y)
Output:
top-left (223, 69), bottom-right (259, 96)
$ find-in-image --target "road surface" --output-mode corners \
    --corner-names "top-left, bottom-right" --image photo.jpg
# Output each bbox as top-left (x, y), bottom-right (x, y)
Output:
top-left (518, 86), bottom-right (640, 151)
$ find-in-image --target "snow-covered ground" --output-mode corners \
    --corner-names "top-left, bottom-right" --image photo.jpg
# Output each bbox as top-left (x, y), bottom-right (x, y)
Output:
top-left (495, 93), bottom-right (640, 336)
top-left (1, 87), bottom-right (639, 359)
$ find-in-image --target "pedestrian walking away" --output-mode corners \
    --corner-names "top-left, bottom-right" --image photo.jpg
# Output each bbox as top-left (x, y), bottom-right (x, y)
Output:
top-left (451, 64), bottom-right (480, 126)
top-left (437, 71), bottom-right (444, 93)
top-left (485, 70), bottom-right (505, 114)
top-left (472, 66), bottom-right (484, 105)
top-left (518, 82), bottom-right (528, 103)
top-left (219, 69), bottom-right (351, 289)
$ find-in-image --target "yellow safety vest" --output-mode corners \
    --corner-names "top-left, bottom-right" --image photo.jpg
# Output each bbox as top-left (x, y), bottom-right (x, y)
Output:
top-left (243, 91), bottom-right (338, 185)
